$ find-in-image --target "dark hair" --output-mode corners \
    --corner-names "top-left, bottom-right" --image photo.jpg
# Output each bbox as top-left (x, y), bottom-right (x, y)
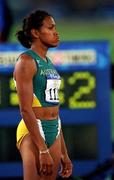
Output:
top-left (16, 10), bottom-right (51, 48)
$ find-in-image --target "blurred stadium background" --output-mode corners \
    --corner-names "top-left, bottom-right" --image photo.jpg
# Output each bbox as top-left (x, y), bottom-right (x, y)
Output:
top-left (0, 0), bottom-right (114, 179)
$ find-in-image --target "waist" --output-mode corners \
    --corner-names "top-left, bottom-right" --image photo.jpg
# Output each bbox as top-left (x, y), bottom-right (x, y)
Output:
top-left (32, 106), bottom-right (59, 120)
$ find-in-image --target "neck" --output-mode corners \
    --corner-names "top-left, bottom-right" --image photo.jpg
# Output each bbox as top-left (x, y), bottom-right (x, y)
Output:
top-left (31, 42), bottom-right (48, 61)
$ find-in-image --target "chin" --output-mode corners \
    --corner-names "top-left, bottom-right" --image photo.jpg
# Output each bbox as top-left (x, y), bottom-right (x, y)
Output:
top-left (50, 42), bottom-right (59, 47)
top-left (45, 41), bottom-right (59, 48)
top-left (50, 44), bottom-right (58, 48)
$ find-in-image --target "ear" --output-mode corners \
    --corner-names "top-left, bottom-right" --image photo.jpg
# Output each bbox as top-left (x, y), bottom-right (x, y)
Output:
top-left (31, 29), bottom-right (39, 38)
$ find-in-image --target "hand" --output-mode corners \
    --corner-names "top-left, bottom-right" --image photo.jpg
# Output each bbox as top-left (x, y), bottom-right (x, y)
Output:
top-left (39, 151), bottom-right (54, 176)
top-left (59, 155), bottom-right (73, 178)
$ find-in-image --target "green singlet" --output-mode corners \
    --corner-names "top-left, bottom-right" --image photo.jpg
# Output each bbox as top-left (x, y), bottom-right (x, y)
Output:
top-left (23, 49), bottom-right (61, 107)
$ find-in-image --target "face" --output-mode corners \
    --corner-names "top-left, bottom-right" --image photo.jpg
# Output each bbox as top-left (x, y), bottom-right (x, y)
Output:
top-left (37, 16), bottom-right (59, 47)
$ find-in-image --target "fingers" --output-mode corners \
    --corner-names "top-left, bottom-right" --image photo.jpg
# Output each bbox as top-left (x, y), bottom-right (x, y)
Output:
top-left (39, 164), bottom-right (46, 175)
top-left (60, 168), bottom-right (72, 178)
top-left (60, 162), bottom-right (73, 178)
top-left (46, 164), bottom-right (53, 175)
top-left (39, 152), bottom-right (54, 176)
top-left (39, 164), bottom-right (53, 176)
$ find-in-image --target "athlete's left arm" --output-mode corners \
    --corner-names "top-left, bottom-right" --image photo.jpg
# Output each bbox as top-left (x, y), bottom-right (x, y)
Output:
top-left (59, 129), bottom-right (73, 178)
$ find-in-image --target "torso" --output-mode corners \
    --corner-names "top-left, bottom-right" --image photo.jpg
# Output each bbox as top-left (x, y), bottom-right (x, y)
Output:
top-left (14, 49), bottom-right (61, 121)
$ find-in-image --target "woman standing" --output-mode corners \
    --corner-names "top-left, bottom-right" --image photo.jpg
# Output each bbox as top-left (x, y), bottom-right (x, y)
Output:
top-left (14, 9), bottom-right (73, 180)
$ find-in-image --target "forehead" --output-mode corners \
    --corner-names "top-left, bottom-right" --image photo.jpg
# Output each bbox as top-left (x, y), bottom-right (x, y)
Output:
top-left (42, 16), bottom-right (56, 26)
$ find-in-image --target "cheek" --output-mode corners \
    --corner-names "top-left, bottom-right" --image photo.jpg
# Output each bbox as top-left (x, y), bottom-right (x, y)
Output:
top-left (40, 33), bottom-right (53, 42)
top-left (40, 30), bottom-right (53, 38)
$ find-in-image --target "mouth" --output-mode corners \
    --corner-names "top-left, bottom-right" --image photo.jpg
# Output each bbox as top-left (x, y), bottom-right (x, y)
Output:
top-left (55, 37), bottom-right (60, 43)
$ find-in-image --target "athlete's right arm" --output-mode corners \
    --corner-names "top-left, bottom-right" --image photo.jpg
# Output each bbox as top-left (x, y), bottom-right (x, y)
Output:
top-left (14, 54), bottom-right (54, 175)
top-left (14, 54), bottom-right (48, 151)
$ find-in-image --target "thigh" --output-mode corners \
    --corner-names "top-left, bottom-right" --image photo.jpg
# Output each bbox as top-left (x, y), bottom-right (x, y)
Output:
top-left (19, 134), bottom-right (40, 180)
top-left (20, 133), bottom-right (61, 180)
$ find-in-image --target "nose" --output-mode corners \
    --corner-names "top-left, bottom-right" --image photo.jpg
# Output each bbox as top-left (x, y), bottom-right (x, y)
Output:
top-left (54, 30), bottom-right (59, 37)
top-left (53, 27), bottom-right (59, 36)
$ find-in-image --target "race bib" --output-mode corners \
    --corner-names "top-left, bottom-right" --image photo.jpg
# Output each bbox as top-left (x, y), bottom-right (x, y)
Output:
top-left (45, 74), bottom-right (61, 103)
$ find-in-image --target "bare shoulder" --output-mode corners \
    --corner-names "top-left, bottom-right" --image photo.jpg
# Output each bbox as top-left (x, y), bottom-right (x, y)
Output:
top-left (16, 53), bottom-right (36, 69)
top-left (14, 53), bottom-right (37, 78)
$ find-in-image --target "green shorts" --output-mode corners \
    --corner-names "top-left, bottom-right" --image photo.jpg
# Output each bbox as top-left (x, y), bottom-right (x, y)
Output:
top-left (37, 118), bottom-right (61, 147)
top-left (17, 118), bottom-right (61, 149)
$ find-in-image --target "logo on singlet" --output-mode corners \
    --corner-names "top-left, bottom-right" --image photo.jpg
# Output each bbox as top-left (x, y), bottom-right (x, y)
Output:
top-left (36, 60), bottom-right (43, 67)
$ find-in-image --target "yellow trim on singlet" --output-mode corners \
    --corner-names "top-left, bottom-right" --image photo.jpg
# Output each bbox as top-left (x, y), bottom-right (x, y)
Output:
top-left (16, 95), bottom-right (41, 149)
top-left (32, 94), bottom-right (42, 107)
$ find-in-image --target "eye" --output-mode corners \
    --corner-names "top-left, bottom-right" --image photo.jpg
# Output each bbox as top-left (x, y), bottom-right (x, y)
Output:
top-left (48, 25), bottom-right (56, 30)
top-left (48, 26), bottom-right (53, 29)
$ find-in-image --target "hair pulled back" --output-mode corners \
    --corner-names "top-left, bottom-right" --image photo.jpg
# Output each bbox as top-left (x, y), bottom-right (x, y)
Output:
top-left (16, 10), bottom-right (51, 48)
